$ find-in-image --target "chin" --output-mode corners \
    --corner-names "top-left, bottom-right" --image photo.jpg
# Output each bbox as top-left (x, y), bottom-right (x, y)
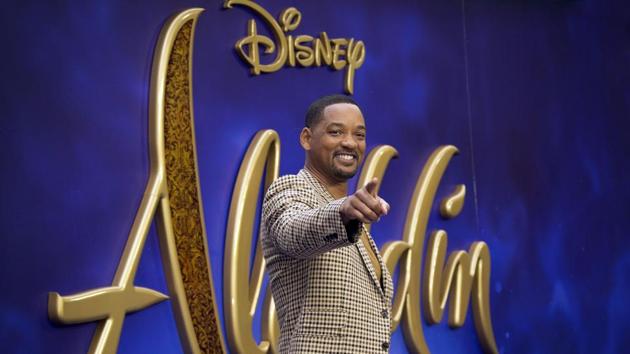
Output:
top-left (332, 167), bottom-right (358, 180)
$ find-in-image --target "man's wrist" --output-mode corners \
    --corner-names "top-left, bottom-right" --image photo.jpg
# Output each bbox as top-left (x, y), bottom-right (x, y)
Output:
top-left (344, 219), bottom-right (361, 243)
top-left (338, 197), bottom-right (360, 243)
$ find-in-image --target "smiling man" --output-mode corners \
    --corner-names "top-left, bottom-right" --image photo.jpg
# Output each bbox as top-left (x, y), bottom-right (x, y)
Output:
top-left (262, 95), bottom-right (394, 353)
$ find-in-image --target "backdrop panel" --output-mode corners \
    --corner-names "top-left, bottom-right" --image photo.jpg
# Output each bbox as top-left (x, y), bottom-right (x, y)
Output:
top-left (0, 0), bottom-right (628, 353)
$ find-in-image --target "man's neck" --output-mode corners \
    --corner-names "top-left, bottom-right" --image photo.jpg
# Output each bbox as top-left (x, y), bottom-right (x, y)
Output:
top-left (304, 164), bottom-right (348, 199)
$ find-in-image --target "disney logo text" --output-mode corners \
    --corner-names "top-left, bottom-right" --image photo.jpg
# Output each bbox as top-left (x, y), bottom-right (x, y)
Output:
top-left (225, 0), bottom-right (366, 94)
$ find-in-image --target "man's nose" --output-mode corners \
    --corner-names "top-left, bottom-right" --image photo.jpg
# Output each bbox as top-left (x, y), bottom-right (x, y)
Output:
top-left (340, 134), bottom-right (358, 149)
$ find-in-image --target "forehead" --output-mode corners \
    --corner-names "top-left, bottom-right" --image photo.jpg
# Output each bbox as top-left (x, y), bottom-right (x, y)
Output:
top-left (319, 103), bottom-right (365, 128)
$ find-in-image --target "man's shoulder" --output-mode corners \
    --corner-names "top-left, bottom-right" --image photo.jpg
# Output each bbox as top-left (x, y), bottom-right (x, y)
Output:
top-left (263, 171), bottom-right (320, 210)
top-left (267, 171), bottom-right (312, 195)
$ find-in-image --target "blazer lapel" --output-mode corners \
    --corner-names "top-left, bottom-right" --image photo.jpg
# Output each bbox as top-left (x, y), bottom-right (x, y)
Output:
top-left (300, 169), bottom-right (391, 301)
top-left (356, 225), bottom-right (388, 299)
top-left (365, 231), bottom-right (393, 302)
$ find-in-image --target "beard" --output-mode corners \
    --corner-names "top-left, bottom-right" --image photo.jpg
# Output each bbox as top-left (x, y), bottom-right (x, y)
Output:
top-left (330, 161), bottom-right (359, 181)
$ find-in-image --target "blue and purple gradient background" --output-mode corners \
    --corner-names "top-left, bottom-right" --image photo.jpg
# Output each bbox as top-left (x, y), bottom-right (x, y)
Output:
top-left (1, 0), bottom-right (629, 353)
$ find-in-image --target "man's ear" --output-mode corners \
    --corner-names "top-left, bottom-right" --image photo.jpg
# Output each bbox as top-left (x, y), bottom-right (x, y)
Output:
top-left (300, 127), bottom-right (312, 150)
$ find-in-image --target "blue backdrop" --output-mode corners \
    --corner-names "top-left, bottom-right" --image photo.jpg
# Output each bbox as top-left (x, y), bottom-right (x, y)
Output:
top-left (1, 0), bottom-right (628, 353)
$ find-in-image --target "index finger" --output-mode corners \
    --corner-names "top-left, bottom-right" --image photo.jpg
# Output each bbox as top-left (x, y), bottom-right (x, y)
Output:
top-left (364, 177), bottom-right (379, 197)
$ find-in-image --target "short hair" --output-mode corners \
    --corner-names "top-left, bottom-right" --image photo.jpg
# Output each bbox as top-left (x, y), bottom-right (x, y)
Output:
top-left (305, 94), bottom-right (359, 128)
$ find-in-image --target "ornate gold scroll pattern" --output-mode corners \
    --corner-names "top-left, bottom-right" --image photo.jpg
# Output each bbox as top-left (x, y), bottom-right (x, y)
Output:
top-left (163, 20), bottom-right (224, 354)
top-left (48, 8), bottom-right (226, 354)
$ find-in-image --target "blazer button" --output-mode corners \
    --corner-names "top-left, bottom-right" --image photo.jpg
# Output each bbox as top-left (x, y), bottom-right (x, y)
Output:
top-left (381, 309), bottom-right (388, 318)
top-left (381, 342), bottom-right (389, 351)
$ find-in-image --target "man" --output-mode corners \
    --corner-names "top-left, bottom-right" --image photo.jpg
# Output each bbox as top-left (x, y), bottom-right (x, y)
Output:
top-left (262, 95), bottom-right (393, 353)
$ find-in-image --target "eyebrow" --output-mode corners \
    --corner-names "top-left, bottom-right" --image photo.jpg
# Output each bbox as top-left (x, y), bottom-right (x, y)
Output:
top-left (325, 123), bottom-right (366, 131)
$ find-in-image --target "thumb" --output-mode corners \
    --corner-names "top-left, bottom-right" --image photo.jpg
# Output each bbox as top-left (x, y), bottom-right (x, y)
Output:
top-left (364, 177), bottom-right (379, 197)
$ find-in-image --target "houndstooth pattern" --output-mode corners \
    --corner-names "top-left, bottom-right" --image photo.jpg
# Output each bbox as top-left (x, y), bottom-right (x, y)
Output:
top-left (262, 169), bottom-right (394, 353)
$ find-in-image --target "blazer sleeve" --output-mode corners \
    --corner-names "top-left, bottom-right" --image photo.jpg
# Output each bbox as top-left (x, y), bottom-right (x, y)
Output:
top-left (262, 175), bottom-right (361, 259)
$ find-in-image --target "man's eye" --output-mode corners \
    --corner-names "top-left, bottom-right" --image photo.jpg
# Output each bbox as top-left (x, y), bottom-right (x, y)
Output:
top-left (329, 130), bottom-right (342, 136)
top-left (355, 133), bottom-right (366, 139)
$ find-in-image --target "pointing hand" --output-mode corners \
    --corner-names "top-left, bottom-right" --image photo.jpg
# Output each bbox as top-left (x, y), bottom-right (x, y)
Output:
top-left (340, 178), bottom-right (390, 225)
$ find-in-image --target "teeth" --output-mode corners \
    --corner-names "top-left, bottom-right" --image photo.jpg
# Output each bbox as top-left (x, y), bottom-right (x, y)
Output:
top-left (337, 154), bottom-right (354, 161)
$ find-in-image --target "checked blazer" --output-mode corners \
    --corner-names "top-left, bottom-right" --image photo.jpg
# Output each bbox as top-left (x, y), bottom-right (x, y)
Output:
top-left (262, 169), bottom-right (394, 353)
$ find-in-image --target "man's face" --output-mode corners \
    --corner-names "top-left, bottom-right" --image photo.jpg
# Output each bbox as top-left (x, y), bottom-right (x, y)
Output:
top-left (303, 103), bottom-right (366, 182)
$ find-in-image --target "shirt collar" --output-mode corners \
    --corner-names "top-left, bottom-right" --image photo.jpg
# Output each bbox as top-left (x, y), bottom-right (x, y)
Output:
top-left (299, 168), bottom-right (336, 202)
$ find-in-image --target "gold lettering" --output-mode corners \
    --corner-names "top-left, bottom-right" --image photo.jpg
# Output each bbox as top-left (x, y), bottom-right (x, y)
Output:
top-left (225, 140), bottom-right (499, 354)
top-left (235, 19), bottom-right (276, 75)
top-left (48, 8), bottom-right (225, 354)
top-left (225, 0), bottom-right (366, 94)
top-left (440, 184), bottom-right (466, 218)
top-left (331, 38), bottom-right (348, 70)
top-left (345, 39), bottom-right (365, 94)
top-left (360, 145), bottom-right (498, 354)
top-left (49, 5), bottom-right (497, 354)
top-left (314, 32), bottom-right (332, 67)
top-left (424, 231), bottom-right (497, 353)
top-left (226, 0), bottom-right (288, 74)
top-left (279, 7), bottom-right (301, 32)
top-left (294, 35), bottom-right (314, 66)
top-left (224, 129), bottom-right (280, 354)
top-left (286, 34), bottom-right (296, 67)
top-left (280, 7), bottom-right (299, 69)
